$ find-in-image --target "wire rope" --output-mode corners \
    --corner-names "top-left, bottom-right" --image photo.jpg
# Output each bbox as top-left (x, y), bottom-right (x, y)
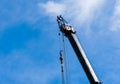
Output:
top-left (59, 33), bottom-right (65, 84)
top-left (58, 32), bottom-right (71, 84)
top-left (62, 33), bottom-right (71, 84)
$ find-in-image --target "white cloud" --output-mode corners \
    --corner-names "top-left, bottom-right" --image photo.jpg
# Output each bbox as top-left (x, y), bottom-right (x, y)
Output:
top-left (62, 0), bottom-right (104, 26)
top-left (110, 0), bottom-right (120, 31)
top-left (38, 1), bottom-right (65, 16)
top-left (38, 0), bottom-right (105, 27)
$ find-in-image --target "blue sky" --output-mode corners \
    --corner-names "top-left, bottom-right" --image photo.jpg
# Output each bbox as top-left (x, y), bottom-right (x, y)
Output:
top-left (0, 0), bottom-right (120, 84)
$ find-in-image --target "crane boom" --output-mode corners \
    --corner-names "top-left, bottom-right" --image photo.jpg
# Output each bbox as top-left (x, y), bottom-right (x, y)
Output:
top-left (57, 15), bottom-right (101, 84)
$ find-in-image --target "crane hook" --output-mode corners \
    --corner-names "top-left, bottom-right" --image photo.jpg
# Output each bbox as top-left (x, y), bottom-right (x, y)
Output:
top-left (59, 50), bottom-right (63, 64)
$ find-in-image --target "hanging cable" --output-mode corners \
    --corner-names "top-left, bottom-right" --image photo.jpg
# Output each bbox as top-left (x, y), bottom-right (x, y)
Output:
top-left (58, 32), bottom-right (62, 51)
top-left (59, 50), bottom-right (65, 84)
top-left (58, 32), bottom-right (71, 84)
top-left (62, 33), bottom-right (70, 84)
top-left (59, 33), bottom-right (65, 84)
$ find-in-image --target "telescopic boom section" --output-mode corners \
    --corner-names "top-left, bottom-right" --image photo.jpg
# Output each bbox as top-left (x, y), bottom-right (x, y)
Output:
top-left (57, 16), bottom-right (101, 84)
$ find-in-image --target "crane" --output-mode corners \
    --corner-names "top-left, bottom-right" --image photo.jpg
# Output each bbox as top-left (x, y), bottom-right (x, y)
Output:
top-left (57, 15), bottom-right (101, 84)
